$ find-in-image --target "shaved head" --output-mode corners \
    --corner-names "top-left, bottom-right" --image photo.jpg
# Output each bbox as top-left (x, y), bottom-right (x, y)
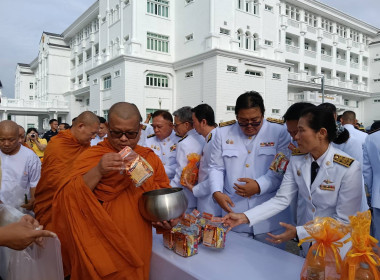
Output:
top-left (72, 111), bottom-right (100, 127)
top-left (108, 102), bottom-right (141, 123)
top-left (18, 125), bottom-right (26, 144)
top-left (0, 120), bottom-right (20, 155)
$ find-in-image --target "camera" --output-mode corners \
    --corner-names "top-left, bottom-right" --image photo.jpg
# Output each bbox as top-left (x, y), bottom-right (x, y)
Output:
top-left (31, 134), bottom-right (36, 138)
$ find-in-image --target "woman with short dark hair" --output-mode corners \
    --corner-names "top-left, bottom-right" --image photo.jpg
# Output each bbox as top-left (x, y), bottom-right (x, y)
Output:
top-left (25, 128), bottom-right (47, 160)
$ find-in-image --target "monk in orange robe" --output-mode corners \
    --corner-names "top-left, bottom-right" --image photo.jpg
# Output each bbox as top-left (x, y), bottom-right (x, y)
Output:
top-left (52, 102), bottom-right (178, 280)
top-left (34, 111), bottom-right (100, 231)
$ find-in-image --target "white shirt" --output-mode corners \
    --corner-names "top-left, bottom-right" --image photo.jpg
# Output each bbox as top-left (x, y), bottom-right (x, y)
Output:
top-left (0, 145), bottom-right (41, 209)
top-left (90, 134), bottom-right (107, 146)
top-left (344, 124), bottom-right (367, 146)
top-left (138, 124), bottom-right (154, 147)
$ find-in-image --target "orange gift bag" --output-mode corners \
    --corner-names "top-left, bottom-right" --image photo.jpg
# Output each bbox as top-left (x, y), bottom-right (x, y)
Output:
top-left (180, 153), bottom-right (201, 186)
top-left (299, 217), bottom-right (350, 280)
top-left (341, 210), bottom-right (380, 280)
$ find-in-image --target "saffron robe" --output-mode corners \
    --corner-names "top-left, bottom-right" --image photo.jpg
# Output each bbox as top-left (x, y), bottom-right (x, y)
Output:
top-left (52, 139), bottom-right (170, 279)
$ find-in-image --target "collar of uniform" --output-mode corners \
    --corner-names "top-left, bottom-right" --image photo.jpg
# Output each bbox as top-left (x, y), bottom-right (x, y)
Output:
top-left (186, 128), bottom-right (197, 137)
top-left (205, 127), bottom-right (217, 141)
top-left (308, 144), bottom-right (332, 168)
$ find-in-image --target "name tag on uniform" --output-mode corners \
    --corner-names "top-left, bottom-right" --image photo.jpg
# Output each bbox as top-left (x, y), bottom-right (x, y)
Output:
top-left (320, 185), bottom-right (335, 191)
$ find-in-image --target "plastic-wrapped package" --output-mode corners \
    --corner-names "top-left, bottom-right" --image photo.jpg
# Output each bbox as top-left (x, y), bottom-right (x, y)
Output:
top-left (173, 230), bottom-right (198, 258)
top-left (7, 236), bottom-right (64, 280)
top-left (118, 146), bottom-right (153, 187)
top-left (202, 217), bottom-right (227, 249)
top-left (180, 153), bottom-right (201, 186)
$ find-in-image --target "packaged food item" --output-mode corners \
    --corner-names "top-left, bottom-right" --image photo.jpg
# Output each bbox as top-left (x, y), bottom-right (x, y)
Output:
top-left (173, 229), bottom-right (198, 257)
top-left (163, 226), bottom-right (181, 250)
top-left (202, 217), bottom-right (227, 249)
top-left (118, 146), bottom-right (153, 187)
top-left (299, 217), bottom-right (350, 280)
top-left (341, 211), bottom-right (380, 280)
top-left (269, 152), bottom-right (289, 175)
top-left (180, 153), bottom-right (201, 186)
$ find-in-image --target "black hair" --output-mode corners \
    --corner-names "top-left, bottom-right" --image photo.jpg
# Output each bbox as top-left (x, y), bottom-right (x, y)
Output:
top-left (191, 104), bottom-right (216, 127)
top-left (235, 91), bottom-right (265, 116)
top-left (26, 127), bottom-right (39, 135)
top-left (318, 103), bottom-right (336, 114)
top-left (283, 102), bottom-right (315, 122)
top-left (371, 121), bottom-right (380, 132)
top-left (97, 116), bottom-right (107, 124)
top-left (49, 119), bottom-right (58, 124)
top-left (152, 110), bottom-right (173, 123)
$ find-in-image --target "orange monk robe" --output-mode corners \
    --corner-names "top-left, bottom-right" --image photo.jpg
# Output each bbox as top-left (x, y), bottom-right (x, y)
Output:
top-left (34, 129), bottom-right (90, 231)
top-left (52, 139), bottom-right (170, 280)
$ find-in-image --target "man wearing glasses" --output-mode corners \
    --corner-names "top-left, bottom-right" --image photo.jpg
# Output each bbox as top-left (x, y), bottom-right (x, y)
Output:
top-left (209, 91), bottom-right (291, 248)
top-left (145, 110), bottom-right (180, 180)
top-left (51, 102), bottom-right (178, 279)
top-left (170, 106), bottom-right (204, 213)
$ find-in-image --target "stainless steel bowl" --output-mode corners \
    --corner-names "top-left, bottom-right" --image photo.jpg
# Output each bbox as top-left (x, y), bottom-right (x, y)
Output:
top-left (138, 188), bottom-right (188, 222)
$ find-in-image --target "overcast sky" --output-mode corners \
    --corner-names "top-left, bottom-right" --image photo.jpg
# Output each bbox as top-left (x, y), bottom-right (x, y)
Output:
top-left (0, 0), bottom-right (379, 98)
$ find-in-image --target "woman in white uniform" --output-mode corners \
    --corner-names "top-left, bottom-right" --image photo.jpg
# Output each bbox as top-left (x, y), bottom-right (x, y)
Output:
top-left (223, 106), bottom-right (363, 250)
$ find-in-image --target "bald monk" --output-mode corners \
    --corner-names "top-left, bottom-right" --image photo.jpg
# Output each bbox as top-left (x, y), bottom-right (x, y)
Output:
top-left (52, 102), bottom-right (179, 280)
top-left (34, 111), bottom-right (99, 231)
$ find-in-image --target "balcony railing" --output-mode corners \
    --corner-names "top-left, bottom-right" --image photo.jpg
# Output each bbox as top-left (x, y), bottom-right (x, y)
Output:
top-left (350, 62), bottom-right (359, 69)
top-left (362, 65), bottom-right (368, 71)
top-left (287, 19), bottom-right (300, 28)
top-left (323, 32), bottom-right (333, 39)
top-left (321, 54), bottom-right (332, 62)
top-left (288, 72), bottom-right (300, 80)
top-left (336, 58), bottom-right (346, 66)
top-left (338, 81), bottom-right (346, 88)
top-left (286, 44), bottom-right (299, 54)
top-left (307, 26), bottom-right (316, 34)
top-left (305, 49), bottom-right (316, 58)
top-left (0, 98), bottom-right (69, 109)
top-left (338, 37), bottom-right (346, 44)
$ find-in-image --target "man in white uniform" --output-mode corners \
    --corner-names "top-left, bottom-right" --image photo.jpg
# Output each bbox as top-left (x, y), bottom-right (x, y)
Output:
top-left (170, 106), bottom-right (204, 212)
top-left (341, 110), bottom-right (367, 146)
top-left (209, 91), bottom-right (291, 247)
top-left (363, 129), bottom-right (380, 242)
top-left (0, 121), bottom-right (41, 212)
top-left (90, 116), bottom-right (108, 146)
top-left (145, 110), bottom-right (180, 180)
top-left (182, 104), bottom-right (221, 216)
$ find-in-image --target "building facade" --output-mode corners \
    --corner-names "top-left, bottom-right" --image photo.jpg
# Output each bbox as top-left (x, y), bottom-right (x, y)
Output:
top-left (6, 0), bottom-right (380, 128)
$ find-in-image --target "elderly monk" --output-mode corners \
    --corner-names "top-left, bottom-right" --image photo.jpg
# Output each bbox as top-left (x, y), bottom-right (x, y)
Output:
top-left (33, 111), bottom-right (99, 231)
top-left (52, 102), bottom-right (177, 280)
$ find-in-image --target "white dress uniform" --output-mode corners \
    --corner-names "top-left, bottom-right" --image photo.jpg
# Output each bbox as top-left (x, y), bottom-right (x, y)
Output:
top-left (193, 128), bottom-right (222, 216)
top-left (244, 144), bottom-right (362, 251)
top-left (209, 119), bottom-right (292, 235)
top-left (90, 134), bottom-right (107, 146)
top-left (170, 129), bottom-right (205, 211)
top-left (344, 124), bottom-right (367, 146)
top-left (145, 130), bottom-right (180, 180)
top-left (137, 124), bottom-right (154, 147)
top-left (362, 130), bottom-right (380, 241)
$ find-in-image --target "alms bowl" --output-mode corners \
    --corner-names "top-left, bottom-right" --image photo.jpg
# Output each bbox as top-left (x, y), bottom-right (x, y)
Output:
top-left (138, 188), bottom-right (188, 222)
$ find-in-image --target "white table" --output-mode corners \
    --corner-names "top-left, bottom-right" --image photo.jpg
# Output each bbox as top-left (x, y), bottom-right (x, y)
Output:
top-left (150, 231), bottom-right (304, 280)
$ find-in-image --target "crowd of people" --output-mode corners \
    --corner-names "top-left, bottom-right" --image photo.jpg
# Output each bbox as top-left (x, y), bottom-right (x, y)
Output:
top-left (0, 91), bottom-right (379, 279)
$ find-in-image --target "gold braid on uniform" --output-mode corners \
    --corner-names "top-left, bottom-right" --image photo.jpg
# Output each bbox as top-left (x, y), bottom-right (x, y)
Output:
top-left (147, 133), bottom-right (155, 138)
top-left (291, 148), bottom-right (307, 156)
top-left (178, 135), bottom-right (188, 143)
top-left (333, 154), bottom-right (354, 168)
top-left (141, 125), bottom-right (147, 130)
top-left (266, 117), bottom-right (285, 125)
top-left (219, 120), bottom-right (236, 127)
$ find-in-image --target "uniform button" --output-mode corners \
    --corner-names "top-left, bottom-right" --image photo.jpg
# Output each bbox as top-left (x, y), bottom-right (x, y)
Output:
top-left (248, 150), bottom-right (251, 154)
top-left (312, 209), bottom-right (315, 213)
top-left (245, 164), bottom-right (249, 168)
top-left (248, 136), bottom-right (252, 140)
top-left (163, 143), bottom-right (166, 145)
top-left (308, 196), bottom-right (311, 201)
top-left (163, 153), bottom-right (165, 155)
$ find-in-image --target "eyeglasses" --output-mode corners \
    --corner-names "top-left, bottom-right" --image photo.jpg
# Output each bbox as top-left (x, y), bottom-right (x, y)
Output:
top-left (237, 117), bottom-right (262, 127)
top-left (108, 129), bottom-right (140, 139)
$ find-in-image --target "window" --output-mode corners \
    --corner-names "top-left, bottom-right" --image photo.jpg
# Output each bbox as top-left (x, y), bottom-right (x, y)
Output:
top-left (304, 42), bottom-right (310, 50)
top-left (147, 0), bottom-right (169, 18)
top-left (264, 40), bottom-right (273, 46)
top-left (321, 47), bottom-right (326, 55)
top-left (272, 109), bottom-right (280, 114)
top-left (147, 32), bottom-right (169, 53)
top-left (337, 24), bottom-right (346, 38)
top-left (304, 11), bottom-right (317, 27)
top-left (286, 37), bottom-right (292, 45)
top-left (185, 71), bottom-right (193, 78)
top-left (94, 44), bottom-right (99, 56)
top-left (114, 70), bottom-right (120, 77)
top-left (272, 73), bottom-right (281, 79)
top-left (350, 29), bottom-right (359, 43)
top-left (245, 70), bottom-right (262, 76)
top-left (374, 79), bottom-right (380, 82)
top-left (93, 79), bottom-right (98, 85)
top-left (285, 4), bottom-right (300, 21)
top-left (374, 99), bottom-right (380, 103)
top-left (237, 29), bottom-right (243, 48)
top-left (374, 58), bottom-right (380, 62)
top-left (185, 0), bottom-right (193, 4)
top-left (29, 96), bottom-right (34, 100)
top-left (321, 18), bottom-right (333, 33)
top-left (103, 75), bottom-right (112, 90)
top-left (344, 99), bottom-right (349, 106)
top-left (124, 35), bottom-right (130, 42)
top-left (264, 5), bottom-right (273, 11)
top-left (86, 99), bottom-right (90, 106)
top-left (103, 110), bottom-right (109, 121)
top-left (227, 105), bottom-right (235, 111)
top-left (78, 54), bottom-right (83, 65)
top-left (87, 74), bottom-right (90, 82)
top-left (29, 83), bottom-right (34, 89)
top-left (185, 33), bottom-right (193, 41)
top-left (227, 65), bottom-right (237, 73)
top-left (220, 28), bottom-right (230, 36)
top-left (146, 73), bottom-right (169, 88)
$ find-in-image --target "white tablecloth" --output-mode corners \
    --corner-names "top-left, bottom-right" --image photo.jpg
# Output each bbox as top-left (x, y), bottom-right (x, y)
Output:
top-left (150, 231), bottom-right (304, 280)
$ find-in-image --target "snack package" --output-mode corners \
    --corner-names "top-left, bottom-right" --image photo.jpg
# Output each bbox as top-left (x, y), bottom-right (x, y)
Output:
top-left (180, 153), bottom-right (201, 186)
top-left (269, 152), bottom-right (289, 175)
top-left (173, 229), bottom-right (198, 257)
top-left (202, 217), bottom-right (227, 249)
top-left (299, 217), bottom-right (350, 280)
top-left (118, 146), bottom-right (153, 187)
top-left (163, 226), bottom-right (181, 250)
top-left (341, 211), bottom-right (380, 280)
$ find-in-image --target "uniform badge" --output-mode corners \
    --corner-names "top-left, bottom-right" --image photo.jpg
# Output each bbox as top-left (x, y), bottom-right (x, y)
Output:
top-left (226, 139), bottom-right (234, 144)
top-left (297, 170), bottom-right (301, 176)
top-left (333, 154), bottom-right (354, 168)
top-left (320, 185), bottom-right (335, 191)
top-left (207, 133), bottom-right (212, 143)
top-left (323, 179), bottom-right (333, 184)
top-left (269, 152), bottom-right (289, 175)
top-left (260, 142), bottom-right (275, 147)
top-left (170, 144), bottom-right (176, 152)
top-left (288, 142), bottom-right (296, 151)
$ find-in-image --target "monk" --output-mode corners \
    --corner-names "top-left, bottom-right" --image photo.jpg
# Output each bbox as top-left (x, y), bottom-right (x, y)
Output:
top-left (52, 102), bottom-right (177, 280)
top-left (33, 111), bottom-right (99, 231)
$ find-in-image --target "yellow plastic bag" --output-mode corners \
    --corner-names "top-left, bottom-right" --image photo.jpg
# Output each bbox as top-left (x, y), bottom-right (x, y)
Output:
top-left (180, 153), bottom-right (200, 186)
top-left (299, 217), bottom-right (350, 280)
top-left (341, 210), bottom-right (380, 280)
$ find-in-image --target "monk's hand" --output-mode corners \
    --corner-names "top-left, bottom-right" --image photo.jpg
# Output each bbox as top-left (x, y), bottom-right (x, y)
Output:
top-left (152, 215), bottom-right (182, 230)
top-left (234, 178), bottom-right (260, 198)
top-left (222, 213), bottom-right (249, 232)
top-left (213, 191), bottom-right (234, 213)
top-left (98, 153), bottom-right (123, 175)
top-left (266, 222), bottom-right (297, 245)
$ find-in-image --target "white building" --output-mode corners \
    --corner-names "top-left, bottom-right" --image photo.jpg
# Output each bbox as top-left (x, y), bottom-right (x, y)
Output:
top-left (4, 0), bottom-right (380, 128)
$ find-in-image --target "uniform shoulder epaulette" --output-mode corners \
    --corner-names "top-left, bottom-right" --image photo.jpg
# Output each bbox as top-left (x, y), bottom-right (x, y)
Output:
top-left (175, 133), bottom-right (182, 137)
top-left (141, 125), bottom-right (147, 130)
top-left (291, 148), bottom-right (307, 156)
top-left (178, 134), bottom-right (188, 143)
top-left (207, 133), bottom-right (212, 143)
top-left (147, 133), bottom-right (155, 139)
top-left (266, 117), bottom-right (284, 125)
top-left (219, 120), bottom-right (236, 127)
top-left (368, 127), bottom-right (380, 135)
top-left (333, 154), bottom-right (354, 168)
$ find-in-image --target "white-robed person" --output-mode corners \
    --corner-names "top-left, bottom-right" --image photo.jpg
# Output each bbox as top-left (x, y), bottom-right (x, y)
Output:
top-left (223, 106), bottom-right (363, 255)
